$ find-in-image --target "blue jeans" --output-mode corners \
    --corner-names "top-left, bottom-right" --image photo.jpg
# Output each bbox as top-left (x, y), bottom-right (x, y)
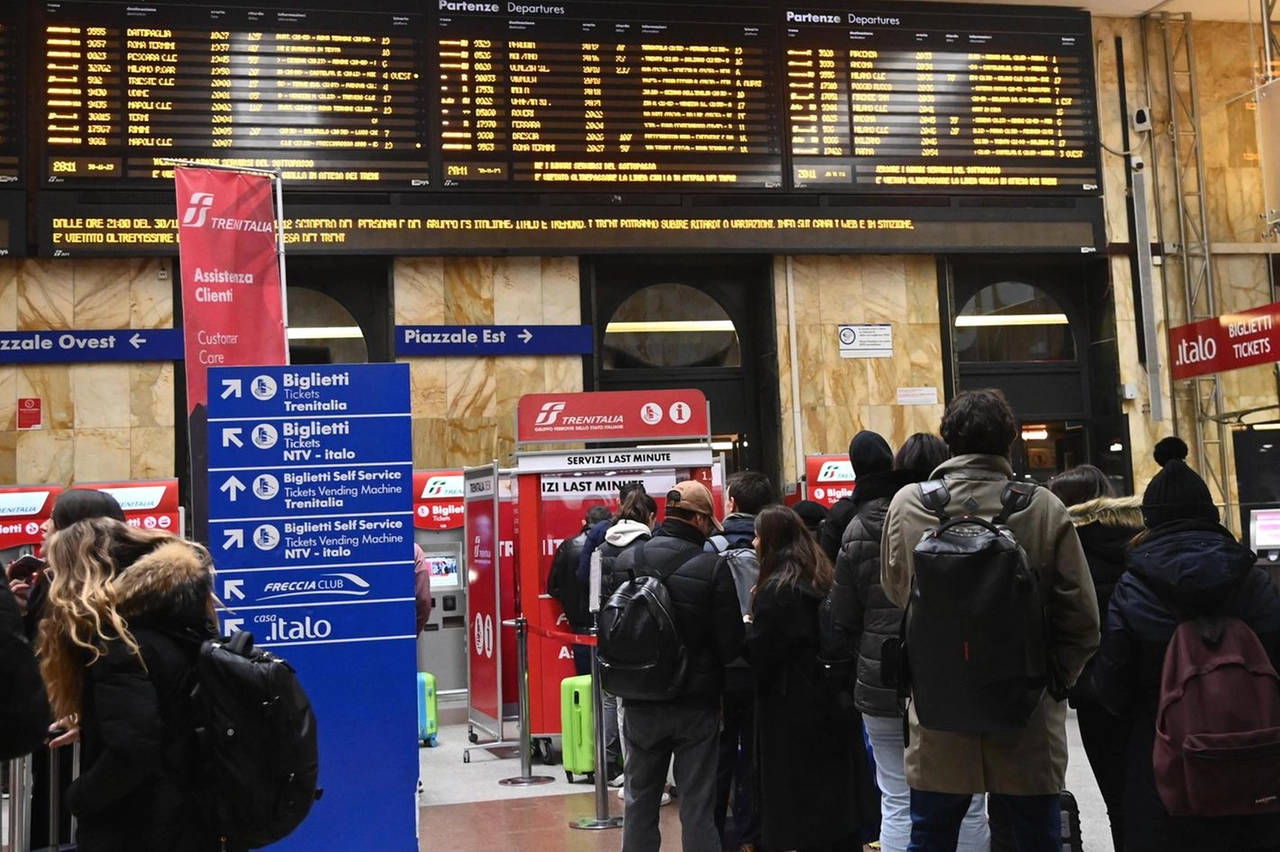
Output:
top-left (909, 789), bottom-right (1060, 852)
top-left (864, 716), bottom-right (989, 852)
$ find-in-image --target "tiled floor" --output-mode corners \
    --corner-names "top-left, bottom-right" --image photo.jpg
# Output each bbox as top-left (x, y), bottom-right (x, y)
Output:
top-left (418, 708), bottom-right (1115, 852)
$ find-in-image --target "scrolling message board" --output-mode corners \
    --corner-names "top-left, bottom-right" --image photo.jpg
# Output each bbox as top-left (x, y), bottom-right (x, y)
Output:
top-left (782, 3), bottom-right (1099, 192)
top-left (38, 0), bottom-right (430, 187)
top-left (437, 0), bottom-right (783, 188)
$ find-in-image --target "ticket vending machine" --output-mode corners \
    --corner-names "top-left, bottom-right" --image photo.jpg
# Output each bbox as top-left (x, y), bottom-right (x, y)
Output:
top-left (413, 471), bottom-right (469, 693)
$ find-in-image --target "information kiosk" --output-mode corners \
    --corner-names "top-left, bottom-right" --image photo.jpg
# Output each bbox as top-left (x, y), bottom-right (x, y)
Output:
top-left (512, 389), bottom-right (717, 748)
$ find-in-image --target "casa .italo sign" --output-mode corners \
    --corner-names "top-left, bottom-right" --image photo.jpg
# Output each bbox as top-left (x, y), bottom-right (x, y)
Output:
top-left (1169, 301), bottom-right (1280, 382)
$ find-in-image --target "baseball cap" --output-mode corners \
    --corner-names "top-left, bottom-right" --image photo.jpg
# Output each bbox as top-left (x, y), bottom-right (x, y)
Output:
top-left (666, 481), bottom-right (723, 530)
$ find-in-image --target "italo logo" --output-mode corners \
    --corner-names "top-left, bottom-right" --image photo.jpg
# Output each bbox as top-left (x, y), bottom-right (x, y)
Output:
top-left (1175, 334), bottom-right (1218, 366)
top-left (816, 460), bottom-right (854, 481)
top-left (535, 401), bottom-right (566, 426)
top-left (181, 192), bottom-right (215, 227)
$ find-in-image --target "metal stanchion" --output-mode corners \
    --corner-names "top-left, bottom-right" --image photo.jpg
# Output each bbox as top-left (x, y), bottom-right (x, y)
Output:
top-left (48, 745), bottom-right (60, 852)
top-left (7, 755), bottom-right (32, 852)
top-left (498, 617), bottom-right (554, 787)
top-left (569, 621), bottom-right (623, 831)
top-left (570, 549), bottom-right (622, 830)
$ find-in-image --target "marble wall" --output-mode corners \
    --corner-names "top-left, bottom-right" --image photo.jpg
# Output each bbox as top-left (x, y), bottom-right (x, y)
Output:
top-left (773, 255), bottom-right (945, 484)
top-left (0, 258), bottom-right (175, 486)
top-left (393, 256), bottom-right (582, 469)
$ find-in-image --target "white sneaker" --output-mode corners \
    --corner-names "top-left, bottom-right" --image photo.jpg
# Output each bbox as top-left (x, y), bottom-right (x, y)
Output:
top-left (617, 787), bottom-right (625, 800)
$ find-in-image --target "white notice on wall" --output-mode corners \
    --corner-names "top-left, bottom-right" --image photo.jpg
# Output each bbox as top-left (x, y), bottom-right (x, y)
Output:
top-left (897, 387), bottom-right (939, 406)
top-left (838, 324), bottom-right (892, 359)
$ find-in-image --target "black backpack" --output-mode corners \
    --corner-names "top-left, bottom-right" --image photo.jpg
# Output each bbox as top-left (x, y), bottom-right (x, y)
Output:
top-left (597, 542), bottom-right (689, 701)
top-left (192, 630), bottom-right (322, 849)
top-left (901, 479), bottom-right (1048, 733)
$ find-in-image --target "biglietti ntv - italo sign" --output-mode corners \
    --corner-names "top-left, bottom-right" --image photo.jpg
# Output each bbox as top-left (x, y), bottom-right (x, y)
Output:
top-left (1169, 301), bottom-right (1280, 381)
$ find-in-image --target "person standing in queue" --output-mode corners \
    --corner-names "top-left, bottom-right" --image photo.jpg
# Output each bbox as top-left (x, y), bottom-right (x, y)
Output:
top-left (747, 504), bottom-right (864, 852)
top-left (547, 504), bottom-right (613, 675)
top-left (881, 389), bottom-right (1099, 852)
top-left (609, 481), bottom-right (744, 852)
top-left (1092, 440), bottom-right (1280, 852)
top-left (38, 518), bottom-right (221, 852)
top-left (1047, 463), bottom-right (1143, 852)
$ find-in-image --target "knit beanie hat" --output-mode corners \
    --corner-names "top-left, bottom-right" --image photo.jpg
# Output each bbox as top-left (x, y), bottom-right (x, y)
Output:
top-left (848, 431), bottom-right (893, 478)
top-left (1142, 437), bottom-right (1219, 528)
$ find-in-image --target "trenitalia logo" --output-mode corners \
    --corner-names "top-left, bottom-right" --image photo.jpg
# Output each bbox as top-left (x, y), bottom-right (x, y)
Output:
top-left (421, 476), bottom-right (463, 498)
top-left (98, 486), bottom-right (168, 511)
top-left (535, 401), bottom-right (566, 426)
top-left (0, 491), bottom-right (53, 517)
top-left (182, 192), bottom-right (216, 227)
top-left (816, 460), bottom-right (854, 482)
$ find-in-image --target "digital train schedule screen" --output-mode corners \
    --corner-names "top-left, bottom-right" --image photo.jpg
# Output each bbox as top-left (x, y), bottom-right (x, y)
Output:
top-left (436, 0), bottom-right (784, 189)
top-left (782, 3), bottom-right (1100, 193)
top-left (38, 0), bottom-right (431, 187)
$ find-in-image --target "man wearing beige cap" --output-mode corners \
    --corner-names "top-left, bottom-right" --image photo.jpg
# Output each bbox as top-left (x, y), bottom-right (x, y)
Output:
top-left (608, 480), bottom-right (745, 852)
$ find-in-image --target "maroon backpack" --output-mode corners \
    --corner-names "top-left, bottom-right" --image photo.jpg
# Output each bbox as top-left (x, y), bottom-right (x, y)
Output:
top-left (1154, 614), bottom-right (1280, 816)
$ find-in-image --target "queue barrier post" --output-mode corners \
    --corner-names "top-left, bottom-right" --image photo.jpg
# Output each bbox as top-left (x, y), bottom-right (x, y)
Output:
top-left (6, 755), bottom-right (32, 852)
top-left (497, 617), bottom-right (555, 788)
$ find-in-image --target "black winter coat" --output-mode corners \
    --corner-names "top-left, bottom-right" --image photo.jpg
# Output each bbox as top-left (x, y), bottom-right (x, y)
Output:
top-left (610, 517), bottom-right (744, 704)
top-left (746, 578), bottom-right (865, 851)
top-left (70, 540), bottom-right (219, 852)
top-left (832, 470), bottom-right (920, 718)
top-left (0, 580), bottom-right (49, 760)
top-left (1092, 520), bottom-right (1280, 852)
top-left (818, 496), bottom-right (855, 564)
top-left (547, 530), bottom-right (589, 631)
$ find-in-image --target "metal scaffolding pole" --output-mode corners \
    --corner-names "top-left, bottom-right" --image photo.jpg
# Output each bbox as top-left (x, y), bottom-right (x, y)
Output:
top-left (1149, 12), bottom-right (1233, 529)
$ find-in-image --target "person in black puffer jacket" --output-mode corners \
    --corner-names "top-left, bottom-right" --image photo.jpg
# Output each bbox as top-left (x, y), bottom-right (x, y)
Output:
top-left (1092, 440), bottom-right (1280, 852)
top-left (1048, 464), bottom-right (1143, 852)
top-left (38, 518), bottom-right (221, 852)
top-left (607, 481), bottom-right (744, 852)
top-left (819, 433), bottom-right (886, 563)
top-left (834, 432), bottom-right (990, 852)
top-left (0, 578), bottom-right (49, 761)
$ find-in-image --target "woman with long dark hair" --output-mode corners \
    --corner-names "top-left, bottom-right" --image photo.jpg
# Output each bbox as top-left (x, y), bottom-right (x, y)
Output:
top-left (38, 517), bottom-right (220, 852)
top-left (747, 505), bottom-right (865, 852)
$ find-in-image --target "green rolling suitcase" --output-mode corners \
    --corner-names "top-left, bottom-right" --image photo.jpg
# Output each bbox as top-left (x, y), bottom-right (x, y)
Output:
top-left (561, 674), bottom-right (594, 783)
top-left (418, 671), bottom-right (438, 747)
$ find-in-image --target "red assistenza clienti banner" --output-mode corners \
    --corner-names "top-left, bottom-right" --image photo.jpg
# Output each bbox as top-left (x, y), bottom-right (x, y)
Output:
top-left (85, 480), bottom-right (181, 534)
top-left (413, 471), bottom-right (464, 531)
top-left (0, 486), bottom-right (62, 551)
top-left (1169, 300), bottom-right (1280, 382)
top-left (806, 455), bottom-right (856, 509)
top-left (175, 167), bottom-right (287, 412)
top-left (517, 389), bottom-right (709, 443)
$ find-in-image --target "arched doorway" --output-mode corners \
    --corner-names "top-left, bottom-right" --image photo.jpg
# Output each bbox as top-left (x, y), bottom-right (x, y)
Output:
top-left (585, 256), bottom-right (780, 476)
top-left (945, 257), bottom-right (1131, 491)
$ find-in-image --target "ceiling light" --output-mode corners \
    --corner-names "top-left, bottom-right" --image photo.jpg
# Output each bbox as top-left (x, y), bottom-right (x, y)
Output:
top-left (1254, 423), bottom-right (1280, 431)
top-left (1109, 442), bottom-right (1124, 452)
top-left (954, 313), bottom-right (1069, 328)
top-left (1021, 427), bottom-right (1049, 441)
top-left (287, 326), bottom-right (364, 340)
top-left (605, 320), bottom-right (736, 333)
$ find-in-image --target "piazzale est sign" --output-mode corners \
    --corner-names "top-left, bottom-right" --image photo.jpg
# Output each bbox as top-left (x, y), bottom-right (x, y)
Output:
top-left (1169, 300), bottom-right (1280, 382)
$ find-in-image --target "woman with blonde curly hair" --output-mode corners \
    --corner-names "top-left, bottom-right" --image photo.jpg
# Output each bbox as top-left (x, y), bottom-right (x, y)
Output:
top-left (38, 517), bottom-right (219, 852)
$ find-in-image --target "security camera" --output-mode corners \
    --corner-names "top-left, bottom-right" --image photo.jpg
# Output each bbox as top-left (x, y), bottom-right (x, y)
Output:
top-left (1132, 106), bottom-right (1152, 132)
top-left (1131, 154), bottom-right (1145, 171)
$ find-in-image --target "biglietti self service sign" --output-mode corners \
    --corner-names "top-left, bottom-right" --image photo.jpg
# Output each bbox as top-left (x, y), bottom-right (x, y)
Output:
top-left (517, 389), bottom-right (709, 443)
top-left (1169, 301), bottom-right (1280, 381)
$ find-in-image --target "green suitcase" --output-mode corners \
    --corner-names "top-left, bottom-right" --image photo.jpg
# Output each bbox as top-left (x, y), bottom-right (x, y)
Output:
top-left (560, 674), bottom-right (594, 782)
top-left (418, 671), bottom-right (438, 747)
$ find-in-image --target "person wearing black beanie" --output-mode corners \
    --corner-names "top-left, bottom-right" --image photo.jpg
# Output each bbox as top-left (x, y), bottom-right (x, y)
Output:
top-left (818, 431), bottom-right (894, 562)
top-left (1092, 444), bottom-right (1280, 851)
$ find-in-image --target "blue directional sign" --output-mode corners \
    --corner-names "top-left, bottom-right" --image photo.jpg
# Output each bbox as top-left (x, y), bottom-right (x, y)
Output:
top-left (207, 363), bottom-right (415, 852)
top-left (396, 324), bottom-right (594, 356)
top-left (0, 329), bottom-right (184, 364)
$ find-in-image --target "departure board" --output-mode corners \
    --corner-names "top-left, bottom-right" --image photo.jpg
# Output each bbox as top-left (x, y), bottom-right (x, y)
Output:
top-left (0, 7), bottom-right (21, 184)
top-left (38, 1), bottom-right (430, 186)
top-left (436, 1), bottom-right (783, 188)
top-left (783, 4), bottom-right (1100, 192)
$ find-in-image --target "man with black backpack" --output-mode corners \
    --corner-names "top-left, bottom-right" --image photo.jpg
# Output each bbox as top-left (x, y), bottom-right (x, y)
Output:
top-left (600, 480), bottom-right (744, 852)
top-left (880, 389), bottom-right (1099, 851)
top-left (707, 470), bottom-right (777, 852)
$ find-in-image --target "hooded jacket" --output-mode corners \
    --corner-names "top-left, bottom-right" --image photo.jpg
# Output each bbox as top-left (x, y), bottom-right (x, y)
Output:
top-left (1092, 520), bottom-right (1280, 851)
top-left (881, 453), bottom-right (1100, 795)
top-left (831, 468), bottom-right (920, 717)
top-left (1068, 495), bottom-right (1143, 623)
top-left (819, 432), bottom-right (894, 562)
top-left (70, 539), bottom-right (219, 852)
top-left (609, 517), bottom-right (744, 704)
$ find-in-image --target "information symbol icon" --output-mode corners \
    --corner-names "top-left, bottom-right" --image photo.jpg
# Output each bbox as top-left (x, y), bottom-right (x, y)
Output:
top-left (669, 401), bottom-right (691, 425)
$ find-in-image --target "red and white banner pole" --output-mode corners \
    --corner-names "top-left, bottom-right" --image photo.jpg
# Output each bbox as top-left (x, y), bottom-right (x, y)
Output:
top-left (170, 162), bottom-right (289, 543)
